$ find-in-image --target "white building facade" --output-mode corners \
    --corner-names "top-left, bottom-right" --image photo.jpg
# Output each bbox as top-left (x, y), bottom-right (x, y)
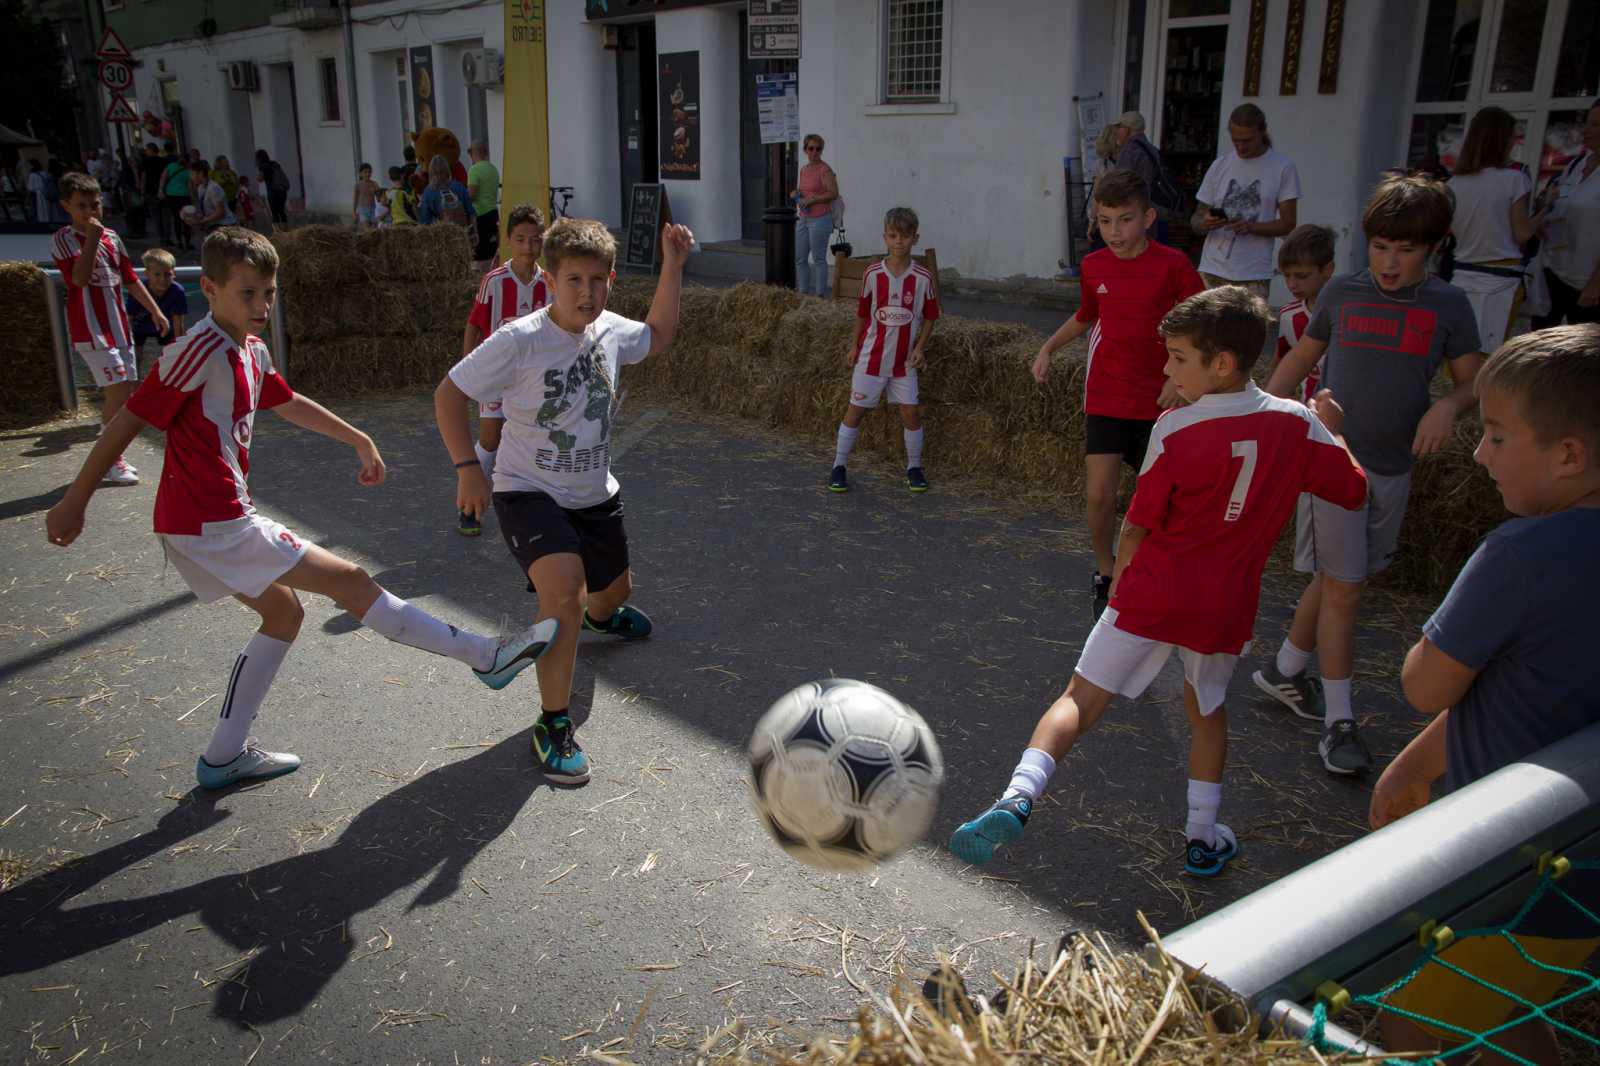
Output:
top-left (110, 0), bottom-right (1597, 291)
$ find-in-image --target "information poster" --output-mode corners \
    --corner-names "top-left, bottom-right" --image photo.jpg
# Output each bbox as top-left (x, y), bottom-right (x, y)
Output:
top-left (410, 46), bottom-right (436, 132)
top-left (756, 73), bottom-right (799, 145)
top-left (658, 51), bottom-right (701, 180)
top-left (1077, 95), bottom-right (1106, 173)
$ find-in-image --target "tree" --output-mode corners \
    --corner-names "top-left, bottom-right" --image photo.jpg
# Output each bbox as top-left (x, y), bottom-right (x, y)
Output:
top-left (0, 0), bottom-right (78, 155)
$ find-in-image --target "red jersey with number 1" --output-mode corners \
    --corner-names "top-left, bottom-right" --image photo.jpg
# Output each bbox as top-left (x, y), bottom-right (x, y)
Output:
top-left (1110, 385), bottom-right (1366, 654)
top-left (468, 262), bottom-right (552, 335)
top-left (124, 315), bottom-right (295, 536)
top-left (1076, 242), bottom-right (1204, 420)
top-left (855, 260), bottom-right (939, 377)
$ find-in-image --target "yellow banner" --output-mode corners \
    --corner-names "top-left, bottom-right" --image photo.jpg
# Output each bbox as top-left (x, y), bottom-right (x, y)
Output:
top-left (502, 0), bottom-right (550, 242)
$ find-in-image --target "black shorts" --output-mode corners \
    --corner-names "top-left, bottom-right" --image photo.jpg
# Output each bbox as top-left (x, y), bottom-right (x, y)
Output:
top-left (1084, 414), bottom-right (1155, 469)
top-left (493, 490), bottom-right (629, 593)
top-left (473, 209), bottom-right (500, 261)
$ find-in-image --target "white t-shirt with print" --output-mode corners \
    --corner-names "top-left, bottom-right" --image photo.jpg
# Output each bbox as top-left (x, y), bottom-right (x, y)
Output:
top-left (448, 308), bottom-right (652, 509)
top-left (1196, 147), bottom-right (1302, 282)
top-left (1449, 167), bottom-right (1529, 263)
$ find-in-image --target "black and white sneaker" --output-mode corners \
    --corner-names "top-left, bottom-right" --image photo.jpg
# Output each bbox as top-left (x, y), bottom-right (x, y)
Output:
top-left (1319, 719), bottom-right (1373, 775)
top-left (828, 465), bottom-right (849, 492)
top-left (1252, 664), bottom-right (1324, 721)
top-left (1091, 573), bottom-right (1112, 620)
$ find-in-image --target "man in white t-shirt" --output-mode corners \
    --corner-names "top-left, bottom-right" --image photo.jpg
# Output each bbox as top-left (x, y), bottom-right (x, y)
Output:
top-left (435, 217), bottom-right (695, 786)
top-left (1191, 104), bottom-right (1301, 299)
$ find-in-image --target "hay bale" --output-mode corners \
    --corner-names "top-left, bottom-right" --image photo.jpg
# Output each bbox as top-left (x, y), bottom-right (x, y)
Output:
top-left (0, 261), bottom-right (67, 427)
top-left (288, 329), bottom-right (461, 397)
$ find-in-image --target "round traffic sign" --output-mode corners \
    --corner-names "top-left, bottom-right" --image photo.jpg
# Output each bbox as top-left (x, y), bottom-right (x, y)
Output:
top-left (99, 59), bottom-right (133, 92)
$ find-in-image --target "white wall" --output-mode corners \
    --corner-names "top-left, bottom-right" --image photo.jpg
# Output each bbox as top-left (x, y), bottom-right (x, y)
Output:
top-left (1209, 0), bottom-right (1416, 285)
top-left (654, 6), bottom-right (743, 244)
top-left (801, 0), bottom-right (1112, 280)
top-left (547, 4), bottom-right (621, 228)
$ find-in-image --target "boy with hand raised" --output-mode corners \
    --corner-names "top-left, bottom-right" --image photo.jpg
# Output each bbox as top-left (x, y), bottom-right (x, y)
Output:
top-left (1032, 169), bottom-right (1204, 619)
top-left (435, 220), bottom-right (694, 785)
top-left (46, 228), bottom-right (556, 792)
top-left (952, 286), bottom-right (1366, 877)
top-left (1259, 174), bottom-right (1484, 776)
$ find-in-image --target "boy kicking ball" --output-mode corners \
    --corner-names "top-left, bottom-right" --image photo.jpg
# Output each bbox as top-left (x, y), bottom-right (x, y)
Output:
top-left (46, 227), bottom-right (555, 792)
top-left (950, 287), bottom-right (1367, 876)
top-left (434, 219), bottom-right (694, 785)
top-left (827, 206), bottom-right (939, 494)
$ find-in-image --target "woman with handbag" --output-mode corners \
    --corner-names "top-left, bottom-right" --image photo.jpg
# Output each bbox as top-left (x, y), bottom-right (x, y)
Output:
top-left (1447, 106), bottom-right (1547, 351)
top-left (794, 133), bottom-right (839, 297)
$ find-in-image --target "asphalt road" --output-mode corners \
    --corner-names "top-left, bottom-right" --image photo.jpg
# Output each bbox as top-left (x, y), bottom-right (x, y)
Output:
top-left (0, 397), bottom-right (1431, 1063)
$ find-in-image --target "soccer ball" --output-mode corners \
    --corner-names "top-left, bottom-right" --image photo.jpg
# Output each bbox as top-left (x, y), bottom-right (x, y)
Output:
top-left (748, 679), bottom-right (944, 872)
top-left (179, 205), bottom-right (199, 224)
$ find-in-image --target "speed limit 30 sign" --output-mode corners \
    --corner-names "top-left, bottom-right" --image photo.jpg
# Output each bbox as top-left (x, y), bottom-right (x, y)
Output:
top-left (99, 58), bottom-right (133, 93)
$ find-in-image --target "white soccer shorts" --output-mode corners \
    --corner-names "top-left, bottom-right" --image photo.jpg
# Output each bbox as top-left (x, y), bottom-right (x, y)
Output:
top-left (160, 515), bottom-right (311, 602)
top-left (1074, 608), bottom-right (1243, 717)
top-left (76, 343), bottom-right (139, 387)
top-left (849, 366), bottom-right (918, 408)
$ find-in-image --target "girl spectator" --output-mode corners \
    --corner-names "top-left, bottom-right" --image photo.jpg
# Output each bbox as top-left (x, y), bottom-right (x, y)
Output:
top-left (417, 155), bottom-right (475, 227)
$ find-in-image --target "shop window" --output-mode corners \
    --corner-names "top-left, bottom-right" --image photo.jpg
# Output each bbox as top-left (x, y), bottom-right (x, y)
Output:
top-left (320, 57), bottom-right (341, 123)
top-left (1552, 0), bottom-right (1600, 99)
top-left (1168, 0), bottom-right (1229, 16)
top-left (1406, 113), bottom-right (1466, 176)
top-left (1540, 108), bottom-right (1589, 182)
top-left (883, 0), bottom-right (945, 104)
top-left (1415, 0), bottom-right (1483, 102)
top-left (1122, 0), bottom-right (1147, 115)
top-left (1487, 0), bottom-right (1547, 93)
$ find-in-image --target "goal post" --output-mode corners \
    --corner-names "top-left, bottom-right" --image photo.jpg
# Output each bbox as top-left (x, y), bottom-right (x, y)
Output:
top-left (1159, 721), bottom-right (1600, 1047)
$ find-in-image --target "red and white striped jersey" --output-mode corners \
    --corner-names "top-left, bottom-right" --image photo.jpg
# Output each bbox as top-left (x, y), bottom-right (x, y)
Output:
top-left (1110, 384), bottom-right (1367, 654)
top-left (52, 224), bottom-right (138, 350)
top-left (468, 262), bottom-right (552, 336)
top-left (854, 260), bottom-right (940, 377)
top-left (124, 315), bottom-right (296, 536)
top-left (1274, 298), bottom-right (1323, 402)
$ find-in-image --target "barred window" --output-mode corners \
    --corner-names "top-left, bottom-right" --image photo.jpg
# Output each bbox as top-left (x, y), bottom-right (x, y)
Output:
top-left (884, 0), bottom-right (945, 103)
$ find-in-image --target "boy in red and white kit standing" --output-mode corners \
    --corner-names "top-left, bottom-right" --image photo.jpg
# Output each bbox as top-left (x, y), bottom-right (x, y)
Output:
top-left (454, 203), bottom-right (555, 536)
top-left (1032, 169), bottom-right (1205, 618)
top-left (53, 171), bottom-right (169, 486)
top-left (951, 287), bottom-right (1367, 877)
top-left (1272, 224), bottom-right (1338, 402)
top-left (827, 206), bottom-right (939, 494)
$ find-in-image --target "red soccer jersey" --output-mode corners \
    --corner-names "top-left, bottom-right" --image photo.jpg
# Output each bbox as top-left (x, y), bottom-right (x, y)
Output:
top-left (1110, 385), bottom-right (1367, 654)
top-left (52, 224), bottom-right (139, 350)
top-left (1274, 298), bottom-right (1323, 402)
top-left (855, 259), bottom-right (940, 377)
top-left (124, 315), bottom-right (295, 536)
top-left (1076, 242), bottom-right (1204, 421)
top-left (467, 262), bottom-right (552, 335)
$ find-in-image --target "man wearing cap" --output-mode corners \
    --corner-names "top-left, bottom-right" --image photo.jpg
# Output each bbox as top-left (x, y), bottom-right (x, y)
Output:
top-left (1113, 112), bottom-right (1169, 244)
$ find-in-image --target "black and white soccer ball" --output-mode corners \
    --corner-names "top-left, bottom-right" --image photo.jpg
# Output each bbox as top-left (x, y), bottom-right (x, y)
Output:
top-left (748, 679), bottom-right (944, 872)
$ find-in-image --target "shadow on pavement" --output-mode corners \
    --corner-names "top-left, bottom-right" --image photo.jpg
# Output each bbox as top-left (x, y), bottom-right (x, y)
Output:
top-left (0, 724), bottom-right (571, 1025)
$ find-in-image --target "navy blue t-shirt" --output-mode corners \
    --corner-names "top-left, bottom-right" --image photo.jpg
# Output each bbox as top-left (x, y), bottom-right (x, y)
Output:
top-left (1428, 508), bottom-right (1600, 793)
top-left (126, 282), bottom-right (188, 344)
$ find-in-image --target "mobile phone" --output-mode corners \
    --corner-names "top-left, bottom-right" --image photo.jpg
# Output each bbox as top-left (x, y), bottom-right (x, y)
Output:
top-left (1208, 207), bottom-right (1227, 220)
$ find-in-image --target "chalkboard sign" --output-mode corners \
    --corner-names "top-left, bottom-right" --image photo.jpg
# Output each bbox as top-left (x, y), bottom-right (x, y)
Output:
top-left (623, 183), bottom-right (671, 271)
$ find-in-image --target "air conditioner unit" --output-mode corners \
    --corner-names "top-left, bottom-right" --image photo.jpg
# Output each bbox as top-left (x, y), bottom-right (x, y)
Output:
top-left (227, 61), bottom-right (258, 91)
top-left (461, 48), bottom-right (503, 88)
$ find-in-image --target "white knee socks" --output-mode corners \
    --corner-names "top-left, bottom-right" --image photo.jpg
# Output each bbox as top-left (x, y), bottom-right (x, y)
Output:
top-left (904, 428), bottom-right (924, 469)
top-left (360, 590), bottom-right (494, 671)
top-left (1185, 779), bottom-right (1222, 849)
top-left (203, 633), bottom-right (292, 766)
top-left (1003, 748), bottom-right (1056, 802)
top-left (474, 442), bottom-right (497, 484)
top-left (833, 424), bottom-right (859, 468)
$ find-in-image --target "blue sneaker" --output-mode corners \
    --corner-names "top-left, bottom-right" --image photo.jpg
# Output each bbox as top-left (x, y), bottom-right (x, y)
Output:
top-left (196, 743), bottom-right (302, 790)
top-left (1183, 822), bottom-right (1239, 877)
top-left (533, 714), bottom-right (590, 784)
top-left (948, 794), bottom-right (1032, 865)
top-left (474, 619), bottom-right (559, 691)
top-left (582, 605), bottom-right (652, 639)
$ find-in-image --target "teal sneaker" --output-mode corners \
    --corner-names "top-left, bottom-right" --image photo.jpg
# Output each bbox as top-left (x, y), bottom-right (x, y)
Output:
top-left (533, 714), bottom-right (590, 784)
top-left (582, 605), bottom-right (652, 639)
top-left (196, 743), bottom-right (302, 790)
top-left (948, 793), bottom-right (1031, 866)
top-left (474, 618), bottom-right (559, 691)
top-left (1183, 822), bottom-right (1239, 877)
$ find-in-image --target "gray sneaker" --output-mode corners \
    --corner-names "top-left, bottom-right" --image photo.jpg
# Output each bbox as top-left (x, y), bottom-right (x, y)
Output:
top-left (1319, 719), bottom-right (1373, 775)
top-left (196, 743), bottom-right (302, 790)
top-left (1252, 663), bottom-right (1324, 721)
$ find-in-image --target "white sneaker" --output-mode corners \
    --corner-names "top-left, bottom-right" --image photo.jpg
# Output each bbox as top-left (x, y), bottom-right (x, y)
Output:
top-left (196, 742), bottom-right (302, 789)
top-left (104, 458), bottom-right (139, 485)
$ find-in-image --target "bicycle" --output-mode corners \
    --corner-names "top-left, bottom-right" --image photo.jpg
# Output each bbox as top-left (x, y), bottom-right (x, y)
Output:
top-left (549, 185), bottom-right (574, 221)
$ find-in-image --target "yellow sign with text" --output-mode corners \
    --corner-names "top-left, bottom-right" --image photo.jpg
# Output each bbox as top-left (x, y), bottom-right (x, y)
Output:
top-left (502, 0), bottom-right (550, 244)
